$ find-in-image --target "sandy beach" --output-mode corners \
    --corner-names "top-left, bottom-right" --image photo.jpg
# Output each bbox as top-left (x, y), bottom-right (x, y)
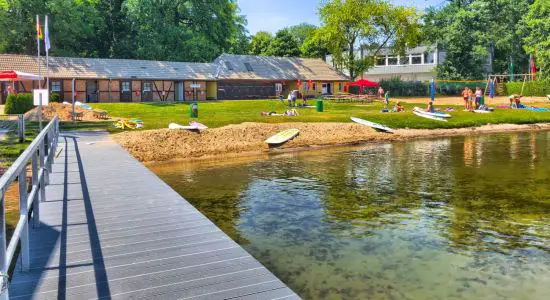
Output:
top-left (113, 121), bottom-right (550, 163)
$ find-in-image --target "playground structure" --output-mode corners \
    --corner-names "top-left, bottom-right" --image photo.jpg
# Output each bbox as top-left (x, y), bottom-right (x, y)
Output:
top-left (485, 74), bottom-right (534, 97)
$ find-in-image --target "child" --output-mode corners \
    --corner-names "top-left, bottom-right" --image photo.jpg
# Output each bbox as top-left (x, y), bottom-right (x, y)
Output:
top-left (475, 86), bottom-right (483, 109)
top-left (302, 93), bottom-right (307, 106)
top-left (378, 86), bottom-right (385, 99)
top-left (467, 89), bottom-right (475, 111)
top-left (393, 101), bottom-right (405, 112)
top-left (384, 91), bottom-right (390, 109)
top-left (461, 87), bottom-right (469, 109)
top-left (426, 101), bottom-right (434, 113)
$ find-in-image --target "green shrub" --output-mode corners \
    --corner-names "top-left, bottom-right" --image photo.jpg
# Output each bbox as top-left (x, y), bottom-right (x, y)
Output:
top-left (50, 92), bottom-right (61, 103)
top-left (378, 78), bottom-right (429, 97)
top-left (505, 81), bottom-right (550, 96)
top-left (3, 93), bottom-right (34, 114)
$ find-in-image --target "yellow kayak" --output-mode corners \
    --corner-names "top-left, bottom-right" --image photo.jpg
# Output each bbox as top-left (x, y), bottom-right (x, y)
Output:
top-left (265, 129), bottom-right (300, 145)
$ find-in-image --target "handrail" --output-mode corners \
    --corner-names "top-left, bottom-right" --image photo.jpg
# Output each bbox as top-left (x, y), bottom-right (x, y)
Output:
top-left (0, 116), bottom-right (59, 299)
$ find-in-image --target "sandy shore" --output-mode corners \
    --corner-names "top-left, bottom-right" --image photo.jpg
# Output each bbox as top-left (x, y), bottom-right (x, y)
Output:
top-left (113, 122), bottom-right (550, 163)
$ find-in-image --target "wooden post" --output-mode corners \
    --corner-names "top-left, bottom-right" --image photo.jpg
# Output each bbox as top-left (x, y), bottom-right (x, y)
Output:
top-left (17, 114), bottom-right (25, 143)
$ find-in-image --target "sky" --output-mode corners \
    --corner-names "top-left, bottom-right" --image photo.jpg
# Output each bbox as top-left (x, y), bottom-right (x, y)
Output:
top-left (236, 0), bottom-right (443, 35)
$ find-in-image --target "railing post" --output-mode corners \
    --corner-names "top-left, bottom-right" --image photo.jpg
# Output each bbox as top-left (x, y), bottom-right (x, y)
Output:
top-left (18, 169), bottom-right (29, 272)
top-left (32, 150), bottom-right (40, 228)
top-left (39, 135), bottom-right (46, 203)
top-left (44, 133), bottom-right (50, 186)
top-left (0, 190), bottom-right (8, 300)
top-left (17, 114), bottom-right (25, 144)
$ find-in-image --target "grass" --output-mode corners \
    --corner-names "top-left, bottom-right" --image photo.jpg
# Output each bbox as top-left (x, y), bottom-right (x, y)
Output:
top-left (90, 99), bottom-right (550, 131)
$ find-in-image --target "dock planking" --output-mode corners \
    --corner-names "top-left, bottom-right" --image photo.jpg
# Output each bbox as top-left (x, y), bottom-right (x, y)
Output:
top-left (9, 132), bottom-right (299, 300)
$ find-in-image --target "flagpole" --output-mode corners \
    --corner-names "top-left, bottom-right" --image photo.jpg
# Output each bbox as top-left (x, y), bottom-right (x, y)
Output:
top-left (36, 14), bottom-right (42, 131)
top-left (45, 15), bottom-right (49, 96)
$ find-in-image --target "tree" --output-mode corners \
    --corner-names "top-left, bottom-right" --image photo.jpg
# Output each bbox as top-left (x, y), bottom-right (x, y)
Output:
top-left (521, 0), bottom-right (550, 80)
top-left (287, 23), bottom-right (317, 46)
top-left (265, 29), bottom-right (300, 57)
top-left (300, 30), bottom-right (329, 59)
top-left (317, 0), bottom-right (421, 80)
top-left (423, 0), bottom-right (530, 80)
top-left (249, 31), bottom-right (272, 55)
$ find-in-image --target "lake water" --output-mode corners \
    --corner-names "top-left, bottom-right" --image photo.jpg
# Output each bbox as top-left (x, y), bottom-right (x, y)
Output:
top-left (151, 132), bottom-right (550, 300)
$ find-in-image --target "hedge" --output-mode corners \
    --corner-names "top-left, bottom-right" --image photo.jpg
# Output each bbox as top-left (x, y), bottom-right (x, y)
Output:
top-left (378, 78), bottom-right (429, 97)
top-left (3, 93), bottom-right (34, 114)
top-left (505, 81), bottom-right (550, 96)
top-left (50, 92), bottom-right (61, 103)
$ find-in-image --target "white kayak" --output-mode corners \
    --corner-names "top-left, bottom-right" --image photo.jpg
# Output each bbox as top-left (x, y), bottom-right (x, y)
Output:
top-left (473, 110), bottom-right (491, 114)
top-left (413, 111), bottom-right (448, 122)
top-left (350, 117), bottom-right (393, 133)
top-left (189, 121), bottom-right (208, 130)
top-left (169, 123), bottom-right (199, 130)
top-left (413, 107), bottom-right (451, 118)
top-left (265, 128), bottom-right (300, 145)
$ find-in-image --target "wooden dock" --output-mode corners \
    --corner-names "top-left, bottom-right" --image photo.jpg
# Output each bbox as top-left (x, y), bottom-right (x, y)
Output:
top-left (8, 131), bottom-right (298, 300)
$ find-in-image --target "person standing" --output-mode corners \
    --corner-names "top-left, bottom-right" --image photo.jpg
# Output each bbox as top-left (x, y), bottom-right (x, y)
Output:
top-left (378, 86), bottom-right (385, 99)
top-left (384, 90), bottom-right (390, 109)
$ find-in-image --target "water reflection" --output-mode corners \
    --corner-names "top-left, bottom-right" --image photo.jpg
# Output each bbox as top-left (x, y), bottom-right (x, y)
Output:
top-left (152, 132), bottom-right (550, 300)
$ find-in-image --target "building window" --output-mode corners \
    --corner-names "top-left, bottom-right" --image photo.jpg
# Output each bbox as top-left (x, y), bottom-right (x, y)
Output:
top-left (411, 54), bottom-right (422, 65)
top-left (122, 81), bottom-right (131, 92)
top-left (143, 82), bottom-right (152, 92)
top-left (338, 82), bottom-right (343, 92)
top-left (399, 56), bottom-right (409, 65)
top-left (424, 52), bottom-right (435, 64)
top-left (51, 81), bottom-right (61, 92)
top-left (387, 56), bottom-right (398, 65)
top-left (312, 82), bottom-right (317, 91)
top-left (376, 56), bottom-right (386, 66)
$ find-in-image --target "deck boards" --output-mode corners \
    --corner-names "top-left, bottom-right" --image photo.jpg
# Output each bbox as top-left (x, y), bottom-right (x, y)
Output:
top-left (9, 132), bottom-right (299, 300)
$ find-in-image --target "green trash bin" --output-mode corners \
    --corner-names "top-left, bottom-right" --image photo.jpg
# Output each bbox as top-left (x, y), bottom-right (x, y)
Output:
top-left (316, 99), bottom-right (324, 112)
top-left (480, 96), bottom-right (485, 106)
top-left (189, 102), bottom-right (198, 118)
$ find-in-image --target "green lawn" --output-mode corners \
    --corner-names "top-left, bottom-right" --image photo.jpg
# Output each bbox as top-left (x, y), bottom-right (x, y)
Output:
top-left (91, 100), bottom-right (550, 131)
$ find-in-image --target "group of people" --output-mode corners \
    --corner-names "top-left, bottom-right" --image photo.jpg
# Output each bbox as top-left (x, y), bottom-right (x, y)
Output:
top-left (286, 90), bottom-right (308, 107)
top-left (461, 87), bottom-right (484, 110)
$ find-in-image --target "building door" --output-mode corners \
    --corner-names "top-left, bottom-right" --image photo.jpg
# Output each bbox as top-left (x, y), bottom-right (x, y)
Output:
top-left (142, 81), bottom-right (153, 102)
top-left (0, 82), bottom-right (7, 104)
top-left (322, 83), bottom-right (328, 94)
top-left (175, 81), bottom-right (184, 102)
top-left (120, 81), bottom-right (132, 102)
top-left (86, 80), bottom-right (98, 103)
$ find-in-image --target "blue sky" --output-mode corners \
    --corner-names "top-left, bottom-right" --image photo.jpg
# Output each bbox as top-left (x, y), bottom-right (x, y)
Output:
top-left (236, 0), bottom-right (443, 34)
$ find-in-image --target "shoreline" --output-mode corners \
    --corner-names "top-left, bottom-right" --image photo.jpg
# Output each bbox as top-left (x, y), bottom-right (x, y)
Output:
top-left (113, 122), bottom-right (550, 165)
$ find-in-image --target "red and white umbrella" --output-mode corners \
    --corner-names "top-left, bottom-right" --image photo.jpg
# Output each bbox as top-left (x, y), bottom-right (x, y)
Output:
top-left (0, 70), bottom-right (43, 81)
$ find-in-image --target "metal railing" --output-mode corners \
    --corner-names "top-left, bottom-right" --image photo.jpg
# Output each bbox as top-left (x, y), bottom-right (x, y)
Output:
top-left (0, 116), bottom-right (59, 298)
top-left (0, 115), bottom-right (25, 143)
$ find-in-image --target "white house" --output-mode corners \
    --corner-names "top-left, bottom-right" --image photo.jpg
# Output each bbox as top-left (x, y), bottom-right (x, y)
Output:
top-left (326, 45), bottom-right (446, 82)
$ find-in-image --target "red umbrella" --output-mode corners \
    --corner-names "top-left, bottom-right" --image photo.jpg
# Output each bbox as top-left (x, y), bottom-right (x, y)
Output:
top-left (0, 70), bottom-right (42, 81)
top-left (347, 79), bottom-right (379, 94)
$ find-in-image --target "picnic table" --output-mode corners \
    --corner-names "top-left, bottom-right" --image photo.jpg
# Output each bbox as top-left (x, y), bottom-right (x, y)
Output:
top-left (70, 111), bottom-right (83, 121)
top-left (324, 93), bottom-right (377, 104)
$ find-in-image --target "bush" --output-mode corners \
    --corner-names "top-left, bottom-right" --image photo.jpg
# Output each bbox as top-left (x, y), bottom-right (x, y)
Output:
top-left (505, 81), bottom-right (550, 96)
top-left (378, 78), bottom-right (429, 97)
top-left (50, 92), bottom-right (61, 103)
top-left (3, 93), bottom-right (34, 114)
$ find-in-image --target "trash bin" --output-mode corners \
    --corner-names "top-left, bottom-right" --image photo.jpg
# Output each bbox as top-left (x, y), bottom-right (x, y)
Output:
top-left (189, 102), bottom-right (198, 118)
top-left (316, 99), bottom-right (324, 112)
top-left (480, 96), bottom-right (485, 106)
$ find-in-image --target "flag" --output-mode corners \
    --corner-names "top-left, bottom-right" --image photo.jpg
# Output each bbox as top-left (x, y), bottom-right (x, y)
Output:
top-left (44, 15), bottom-right (50, 51)
top-left (36, 17), bottom-right (43, 40)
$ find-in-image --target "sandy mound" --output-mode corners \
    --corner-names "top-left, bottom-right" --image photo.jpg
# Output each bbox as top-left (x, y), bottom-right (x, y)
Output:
top-left (114, 122), bottom-right (393, 162)
top-left (24, 103), bottom-right (107, 122)
top-left (113, 122), bottom-right (550, 163)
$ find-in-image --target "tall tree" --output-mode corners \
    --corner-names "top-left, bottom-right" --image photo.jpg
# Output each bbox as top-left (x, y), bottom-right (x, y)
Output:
top-left (423, 0), bottom-right (530, 80)
top-left (520, 0), bottom-right (550, 80)
top-left (317, 0), bottom-right (421, 80)
top-left (248, 31), bottom-right (272, 55)
top-left (287, 23), bottom-right (317, 46)
top-left (265, 29), bottom-right (300, 57)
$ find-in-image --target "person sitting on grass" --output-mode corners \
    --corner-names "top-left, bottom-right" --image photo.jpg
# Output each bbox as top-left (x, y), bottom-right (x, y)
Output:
top-left (509, 94), bottom-right (522, 109)
top-left (393, 101), bottom-right (405, 112)
top-left (426, 101), bottom-right (435, 113)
